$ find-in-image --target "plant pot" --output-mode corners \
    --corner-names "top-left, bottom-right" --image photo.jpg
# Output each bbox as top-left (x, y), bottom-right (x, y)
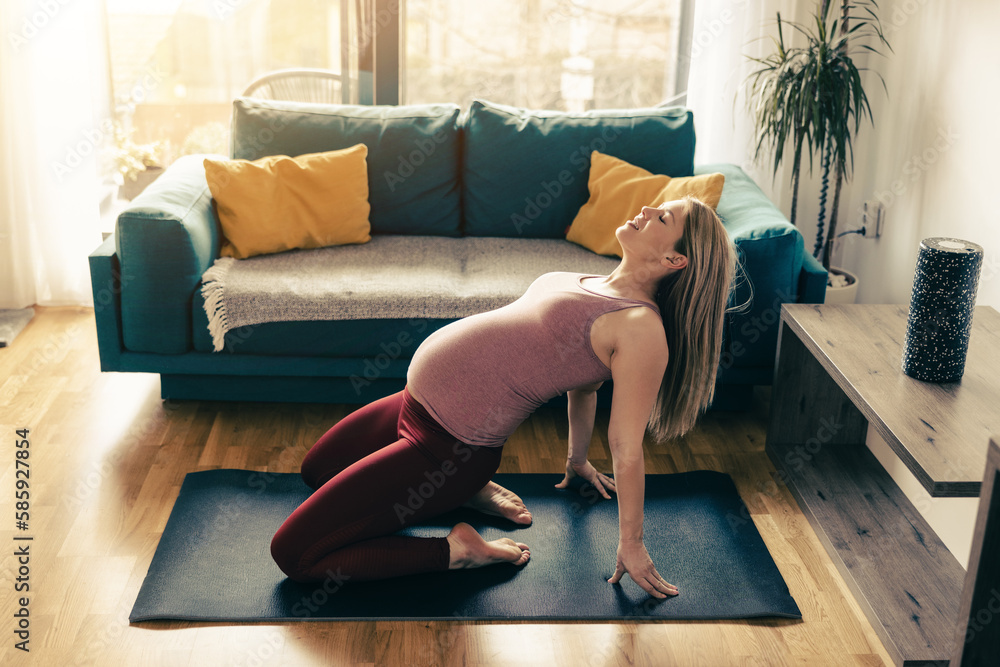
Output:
top-left (825, 266), bottom-right (859, 304)
top-left (119, 166), bottom-right (165, 201)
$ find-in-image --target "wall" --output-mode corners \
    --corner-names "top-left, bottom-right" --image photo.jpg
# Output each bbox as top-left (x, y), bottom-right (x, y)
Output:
top-left (809, 0), bottom-right (999, 310)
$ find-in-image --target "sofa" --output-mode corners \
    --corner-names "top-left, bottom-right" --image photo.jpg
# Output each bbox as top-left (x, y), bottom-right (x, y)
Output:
top-left (88, 97), bottom-right (827, 409)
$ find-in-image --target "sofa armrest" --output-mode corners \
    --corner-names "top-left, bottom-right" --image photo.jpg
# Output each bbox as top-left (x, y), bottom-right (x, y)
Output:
top-left (115, 154), bottom-right (224, 354)
top-left (88, 234), bottom-right (125, 370)
top-left (798, 251), bottom-right (828, 304)
top-left (696, 163), bottom-right (809, 371)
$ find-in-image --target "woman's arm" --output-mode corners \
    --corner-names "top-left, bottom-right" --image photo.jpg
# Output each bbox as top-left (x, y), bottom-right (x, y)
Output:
top-left (566, 383), bottom-right (600, 465)
top-left (605, 308), bottom-right (678, 598)
top-left (555, 382), bottom-right (616, 497)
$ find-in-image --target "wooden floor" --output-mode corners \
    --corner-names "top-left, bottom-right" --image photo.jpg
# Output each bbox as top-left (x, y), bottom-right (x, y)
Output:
top-left (0, 307), bottom-right (896, 667)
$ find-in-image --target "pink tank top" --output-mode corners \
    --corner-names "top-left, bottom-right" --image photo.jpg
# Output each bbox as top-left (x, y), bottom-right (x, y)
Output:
top-left (405, 271), bottom-right (661, 447)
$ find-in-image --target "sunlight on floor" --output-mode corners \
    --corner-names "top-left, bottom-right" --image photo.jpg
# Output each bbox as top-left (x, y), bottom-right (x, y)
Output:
top-left (90, 372), bottom-right (163, 458)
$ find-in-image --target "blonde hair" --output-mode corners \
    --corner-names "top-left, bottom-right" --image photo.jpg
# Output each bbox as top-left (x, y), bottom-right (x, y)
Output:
top-left (648, 195), bottom-right (740, 442)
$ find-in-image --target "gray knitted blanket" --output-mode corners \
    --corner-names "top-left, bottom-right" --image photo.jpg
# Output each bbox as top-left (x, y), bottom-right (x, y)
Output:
top-left (200, 235), bottom-right (620, 352)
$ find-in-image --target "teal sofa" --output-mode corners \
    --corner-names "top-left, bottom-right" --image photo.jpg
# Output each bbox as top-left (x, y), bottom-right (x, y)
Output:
top-left (88, 98), bottom-right (826, 408)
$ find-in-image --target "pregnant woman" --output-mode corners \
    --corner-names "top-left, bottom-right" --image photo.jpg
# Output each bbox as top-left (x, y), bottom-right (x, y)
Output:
top-left (271, 195), bottom-right (738, 599)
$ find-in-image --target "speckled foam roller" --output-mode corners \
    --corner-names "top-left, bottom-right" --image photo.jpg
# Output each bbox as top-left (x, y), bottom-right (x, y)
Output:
top-left (902, 237), bottom-right (984, 383)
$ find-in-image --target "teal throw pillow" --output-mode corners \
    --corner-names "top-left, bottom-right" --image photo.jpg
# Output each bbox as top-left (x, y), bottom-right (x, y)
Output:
top-left (462, 99), bottom-right (696, 238)
top-left (231, 98), bottom-right (462, 236)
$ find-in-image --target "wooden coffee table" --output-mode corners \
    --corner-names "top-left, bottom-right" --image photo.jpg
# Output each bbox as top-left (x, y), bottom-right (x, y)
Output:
top-left (766, 304), bottom-right (1000, 667)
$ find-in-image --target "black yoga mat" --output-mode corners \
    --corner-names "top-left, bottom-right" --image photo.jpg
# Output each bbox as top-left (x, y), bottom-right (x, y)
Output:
top-left (130, 470), bottom-right (800, 622)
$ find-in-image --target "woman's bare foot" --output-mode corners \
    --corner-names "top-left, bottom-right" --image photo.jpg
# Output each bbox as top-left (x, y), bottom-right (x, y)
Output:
top-left (447, 522), bottom-right (530, 570)
top-left (462, 481), bottom-right (533, 525)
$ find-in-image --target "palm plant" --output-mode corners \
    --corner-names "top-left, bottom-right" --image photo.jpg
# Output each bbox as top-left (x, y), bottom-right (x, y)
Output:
top-left (744, 0), bottom-right (890, 272)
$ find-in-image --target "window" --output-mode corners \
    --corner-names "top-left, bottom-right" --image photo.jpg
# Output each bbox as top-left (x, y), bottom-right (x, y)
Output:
top-left (104, 0), bottom-right (359, 175)
top-left (402, 0), bottom-right (688, 111)
top-left (103, 0), bottom-right (691, 180)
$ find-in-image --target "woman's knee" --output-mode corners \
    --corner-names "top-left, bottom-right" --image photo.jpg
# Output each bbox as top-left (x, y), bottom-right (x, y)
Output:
top-left (299, 392), bottom-right (406, 488)
top-left (270, 532), bottom-right (303, 580)
top-left (300, 444), bottom-right (340, 490)
top-left (270, 527), bottom-right (320, 582)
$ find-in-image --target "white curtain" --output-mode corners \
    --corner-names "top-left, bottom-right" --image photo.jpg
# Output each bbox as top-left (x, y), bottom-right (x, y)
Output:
top-left (0, 0), bottom-right (109, 308)
top-left (686, 0), bottom-right (810, 209)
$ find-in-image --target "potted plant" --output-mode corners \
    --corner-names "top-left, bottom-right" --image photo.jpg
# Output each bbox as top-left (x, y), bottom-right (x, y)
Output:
top-left (113, 122), bottom-right (165, 201)
top-left (744, 0), bottom-right (890, 303)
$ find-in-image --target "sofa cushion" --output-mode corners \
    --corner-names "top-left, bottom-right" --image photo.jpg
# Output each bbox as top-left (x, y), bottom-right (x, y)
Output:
top-left (205, 145), bottom-right (372, 259)
top-left (462, 99), bottom-right (696, 239)
top-left (231, 98), bottom-right (461, 236)
top-left (191, 235), bottom-right (621, 355)
top-left (566, 151), bottom-right (725, 257)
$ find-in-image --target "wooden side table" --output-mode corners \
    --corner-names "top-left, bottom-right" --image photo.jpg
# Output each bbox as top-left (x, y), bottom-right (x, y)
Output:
top-left (766, 304), bottom-right (1000, 667)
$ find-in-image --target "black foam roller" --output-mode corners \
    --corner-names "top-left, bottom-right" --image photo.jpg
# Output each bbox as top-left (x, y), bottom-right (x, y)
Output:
top-left (902, 237), bottom-right (984, 382)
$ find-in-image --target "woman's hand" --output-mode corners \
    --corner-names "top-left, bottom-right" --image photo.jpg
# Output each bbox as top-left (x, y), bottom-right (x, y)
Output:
top-left (608, 539), bottom-right (678, 598)
top-left (554, 459), bottom-right (616, 499)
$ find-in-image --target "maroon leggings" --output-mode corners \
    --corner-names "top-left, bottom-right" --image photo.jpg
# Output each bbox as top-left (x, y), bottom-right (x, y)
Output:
top-left (270, 386), bottom-right (504, 582)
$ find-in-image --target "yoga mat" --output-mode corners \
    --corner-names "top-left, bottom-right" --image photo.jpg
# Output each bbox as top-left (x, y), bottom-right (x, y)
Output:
top-left (130, 470), bottom-right (800, 622)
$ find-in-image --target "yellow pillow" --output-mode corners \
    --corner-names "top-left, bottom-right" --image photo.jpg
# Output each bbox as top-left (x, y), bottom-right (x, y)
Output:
top-left (204, 144), bottom-right (371, 259)
top-left (566, 151), bottom-right (725, 257)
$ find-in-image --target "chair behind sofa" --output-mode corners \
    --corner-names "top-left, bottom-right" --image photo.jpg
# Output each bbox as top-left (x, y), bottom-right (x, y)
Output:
top-left (242, 68), bottom-right (347, 105)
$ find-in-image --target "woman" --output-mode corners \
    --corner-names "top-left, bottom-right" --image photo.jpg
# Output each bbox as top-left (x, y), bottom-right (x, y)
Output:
top-left (270, 195), bottom-right (738, 599)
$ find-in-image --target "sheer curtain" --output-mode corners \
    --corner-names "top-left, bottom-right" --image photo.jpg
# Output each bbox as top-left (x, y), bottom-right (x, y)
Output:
top-left (686, 0), bottom-right (808, 208)
top-left (0, 0), bottom-right (109, 308)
